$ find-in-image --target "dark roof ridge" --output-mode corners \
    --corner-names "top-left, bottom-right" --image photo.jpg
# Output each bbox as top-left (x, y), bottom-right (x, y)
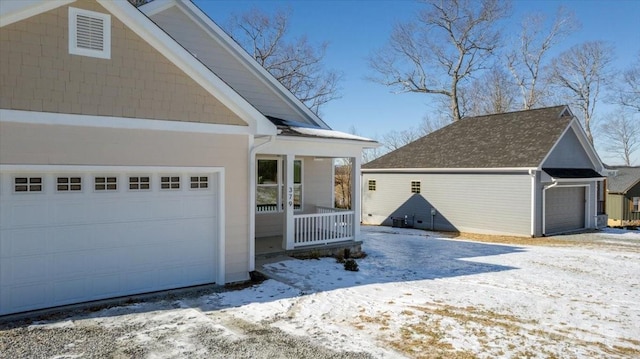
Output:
top-left (460, 105), bottom-right (568, 121)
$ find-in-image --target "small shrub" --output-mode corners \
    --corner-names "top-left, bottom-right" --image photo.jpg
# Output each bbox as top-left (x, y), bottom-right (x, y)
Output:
top-left (335, 251), bottom-right (345, 263)
top-left (344, 259), bottom-right (359, 272)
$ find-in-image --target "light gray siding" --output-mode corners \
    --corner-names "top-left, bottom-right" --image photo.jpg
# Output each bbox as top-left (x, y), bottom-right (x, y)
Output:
top-left (543, 128), bottom-right (593, 168)
top-left (362, 172), bottom-right (532, 236)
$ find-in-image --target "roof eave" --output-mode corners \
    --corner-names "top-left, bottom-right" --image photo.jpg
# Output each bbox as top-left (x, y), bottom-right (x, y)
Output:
top-left (98, 0), bottom-right (276, 136)
top-left (362, 167), bottom-right (538, 173)
top-left (164, 0), bottom-right (331, 130)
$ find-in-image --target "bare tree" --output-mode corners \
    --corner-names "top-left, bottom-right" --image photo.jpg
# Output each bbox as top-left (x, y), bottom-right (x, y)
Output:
top-left (600, 111), bottom-right (639, 165)
top-left (507, 8), bottom-right (578, 110)
top-left (613, 53), bottom-right (640, 112)
top-left (548, 41), bottom-right (614, 144)
top-left (226, 8), bottom-right (341, 114)
top-left (461, 66), bottom-right (517, 116)
top-left (369, 0), bottom-right (510, 121)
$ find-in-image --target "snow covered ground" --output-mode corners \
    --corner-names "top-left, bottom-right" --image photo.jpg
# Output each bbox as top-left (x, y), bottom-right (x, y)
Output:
top-left (2, 226), bottom-right (639, 358)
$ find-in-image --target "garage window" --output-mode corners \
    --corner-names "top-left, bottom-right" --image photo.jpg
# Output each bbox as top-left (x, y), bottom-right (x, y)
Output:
top-left (161, 176), bottom-right (180, 190)
top-left (129, 176), bottom-right (150, 191)
top-left (633, 197), bottom-right (640, 212)
top-left (411, 181), bottom-right (421, 194)
top-left (190, 176), bottom-right (208, 189)
top-left (368, 180), bottom-right (376, 191)
top-left (95, 176), bottom-right (117, 191)
top-left (57, 177), bottom-right (82, 191)
top-left (14, 177), bottom-right (42, 192)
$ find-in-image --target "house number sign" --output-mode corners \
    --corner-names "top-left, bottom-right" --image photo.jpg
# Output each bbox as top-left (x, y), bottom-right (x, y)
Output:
top-left (288, 186), bottom-right (293, 208)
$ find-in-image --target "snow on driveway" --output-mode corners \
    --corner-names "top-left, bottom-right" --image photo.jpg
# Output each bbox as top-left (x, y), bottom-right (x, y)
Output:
top-left (2, 227), bottom-right (639, 358)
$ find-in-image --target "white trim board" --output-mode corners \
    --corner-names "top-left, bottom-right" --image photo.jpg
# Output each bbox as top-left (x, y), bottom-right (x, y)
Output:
top-left (0, 109), bottom-right (254, 135)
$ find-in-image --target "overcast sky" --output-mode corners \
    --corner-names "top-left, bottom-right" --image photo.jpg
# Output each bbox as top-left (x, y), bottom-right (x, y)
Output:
top-left (195, 0), bottom-right (640, 166)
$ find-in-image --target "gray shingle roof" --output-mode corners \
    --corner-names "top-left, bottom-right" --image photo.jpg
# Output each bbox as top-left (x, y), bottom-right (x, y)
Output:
top-left (607, 167), bottom-right (640, 193)
top-left (363, 106), bottom-right (573, 169)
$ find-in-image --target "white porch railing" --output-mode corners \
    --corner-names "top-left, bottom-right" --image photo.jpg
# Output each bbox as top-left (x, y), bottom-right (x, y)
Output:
top-left (294, 207), bottom-right (354, 247)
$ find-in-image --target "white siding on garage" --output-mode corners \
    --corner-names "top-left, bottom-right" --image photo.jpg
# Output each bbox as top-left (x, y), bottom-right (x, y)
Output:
top-left (362, 172), bottom-right (532, 236)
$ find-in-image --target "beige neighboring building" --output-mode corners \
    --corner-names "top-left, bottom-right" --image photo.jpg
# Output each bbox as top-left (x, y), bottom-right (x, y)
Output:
top-left (0, 0), bottom-right (376, 316)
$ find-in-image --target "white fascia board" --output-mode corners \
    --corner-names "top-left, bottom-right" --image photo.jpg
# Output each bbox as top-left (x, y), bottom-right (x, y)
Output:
top-left (361, 168), bottom-right (536, 173)
top-left (551, 177), bottom-right (606, 182)
top-left (0, 164), bottom-right (223, 173)
top-left (98, 0), bottom-right (276, 136)
top-left (275, 135), bottom-right (379, 147)
top-left (174, 0), bottom-right (331, 130)
top-left (0, 109), bottom-right (255, 135)
top-left (0, 0), bottom-right (75, 27)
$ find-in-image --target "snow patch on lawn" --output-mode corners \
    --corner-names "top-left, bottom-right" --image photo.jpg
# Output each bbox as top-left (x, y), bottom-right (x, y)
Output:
top-left (21, 226), bottom-right (640, 358)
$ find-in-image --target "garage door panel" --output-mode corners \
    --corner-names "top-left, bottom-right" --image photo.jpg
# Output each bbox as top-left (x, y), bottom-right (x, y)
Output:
top-left (8, 201), bottom-right (47, 227)
top-left (545, 187), bottom-right (586, 234)
top-left (0, 169), bottom-right (219, 315)
top-left (54, 278), bottom-right (88, 302)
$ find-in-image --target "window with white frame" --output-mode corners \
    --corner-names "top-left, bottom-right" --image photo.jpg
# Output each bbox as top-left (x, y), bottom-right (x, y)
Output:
top-left (257, 159), bottom-right (279, 212)
top-left (161, 176), bottom-right (180, 190)
top-left (256, 159), bottom-right (302, 212)
top-left (411, 181), bottom-right (421, 194)
top-left (368, 179), bottom-right (376, 191)
top-left (57, 176), bottom-right (82, 191)
top-left (68, 7), bottom-right (111, 59)
top-left (95, 176), bottom-right (117, 191)
top-left (129, 176), bottom-right (150, 190)
top-left (190, 176), bottom-right (209, 189)
top-left (633, 197), bottom-right (640, 212)
top-left (14, 177), bottom-right (42, 192)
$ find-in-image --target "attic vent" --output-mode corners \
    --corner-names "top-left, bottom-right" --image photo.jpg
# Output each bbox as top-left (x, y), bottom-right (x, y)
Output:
top-left (69, 7), bottom-right (111, 59)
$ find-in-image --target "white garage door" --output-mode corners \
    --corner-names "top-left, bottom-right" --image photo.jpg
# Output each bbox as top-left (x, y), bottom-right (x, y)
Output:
top-left (0, 167), bottom-right (220, 315)
top-left (545, 186), bottom-right (585, 235)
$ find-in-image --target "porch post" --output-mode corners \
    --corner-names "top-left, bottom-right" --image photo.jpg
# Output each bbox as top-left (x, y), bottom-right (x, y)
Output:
top-left (351, 155), bottom-right (361, 238)
top-left (283, 154), bottom-right (295, 250)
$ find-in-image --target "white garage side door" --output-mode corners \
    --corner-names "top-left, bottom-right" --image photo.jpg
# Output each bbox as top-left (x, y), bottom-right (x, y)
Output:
top-left (545, 186), bottom-right (586, 235)
top-left (0, 167), bottom-right (220, 315)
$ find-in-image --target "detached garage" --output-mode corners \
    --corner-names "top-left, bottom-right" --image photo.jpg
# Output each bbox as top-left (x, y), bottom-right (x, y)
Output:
top-left (0, 166), bottom-right (224, 315)
top-left (362, 106), bottom-right (607, 237)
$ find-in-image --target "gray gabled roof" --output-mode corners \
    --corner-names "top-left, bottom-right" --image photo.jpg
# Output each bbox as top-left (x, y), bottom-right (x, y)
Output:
top-left (606, 167), bottom-right (640, 194)
top-left (363, 106), bottom-right (573, 169)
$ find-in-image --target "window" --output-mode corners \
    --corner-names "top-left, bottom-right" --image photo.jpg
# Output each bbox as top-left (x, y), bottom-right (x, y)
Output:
top-left (95, 176), bottom-right (117, 191)
top-left (161, 176), bottom-right (180, 190)
top-left (293, 160), bottom-right (302, 210)
top-left (14, 177), bottom-right (42, 192)
top-left (129, 176), bottom-right (150, 190)
top-left (411, 181), bottom-right (421, 194)
top-left (257, 159), bottom-right (279, 212)
top-left (69, 7), bottom-right (111, 59)
top-left (633, 197), bottom-right (640, 212)
top-left (190, 176), bottom-right (209, 189)
top-left (57, 176), bottom-right (82, 191)
top-left (368, 180), bottom-right (376, 191)
top-left (256, 159), bottom-right (302, 212)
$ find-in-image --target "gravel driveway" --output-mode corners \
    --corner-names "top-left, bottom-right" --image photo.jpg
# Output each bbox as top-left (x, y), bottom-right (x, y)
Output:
top-left (0, 296), bottom-right (374, 359)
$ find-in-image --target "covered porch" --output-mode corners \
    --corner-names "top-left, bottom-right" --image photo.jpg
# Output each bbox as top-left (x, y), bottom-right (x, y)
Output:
top-left (250, 125), bottom-right (376, 264)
